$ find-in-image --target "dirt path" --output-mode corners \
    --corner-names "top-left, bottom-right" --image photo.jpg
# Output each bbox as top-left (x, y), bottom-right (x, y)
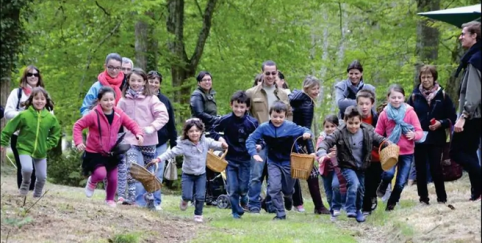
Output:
top-left (1, 175), bottom-right (208, 243)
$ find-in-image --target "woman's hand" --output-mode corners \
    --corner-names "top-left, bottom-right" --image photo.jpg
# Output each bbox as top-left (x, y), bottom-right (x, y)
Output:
top-left (218, 137), bottom-right (226, 144)
top-left (429, 120), bottom-right (442, 131)
top-left (454, 118), bottom-right (466, 133)
top-left (150, 158), bottom-right (160, 164)
top-left (253, 155), bottom-right (263, 162)
top-left (221, 142), bottom-right (228, 149)
top-left (256, 144), bottom-right (262, 152)
top-left (76, 143), bottom-right (86, 152)
top-left (302, 133), bottom-right (311, 140)
top-left (137, 135), bottom-right (144, 145)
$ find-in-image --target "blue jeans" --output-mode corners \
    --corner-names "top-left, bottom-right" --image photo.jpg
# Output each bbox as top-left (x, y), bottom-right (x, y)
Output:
top-left (341, 168), bottom-right (365, 214)
top-left (136, 143), bottom-right (167, 207)
top-left (324, 171), bottom-right (345, 211)
top-left (182, 173), bottom-right (206, 215)
top-left (321, 174), bottom-right (333, 208)
top-left (226, 159), bottom-right (250, 216)
top-left (248, 148), bottom-right (266, 210)
top-left (381, 154), bottom-right (413, 206)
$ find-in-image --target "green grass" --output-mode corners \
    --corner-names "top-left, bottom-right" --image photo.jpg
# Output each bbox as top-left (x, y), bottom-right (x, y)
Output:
top-left (156, 194), bottom-right (357, 243)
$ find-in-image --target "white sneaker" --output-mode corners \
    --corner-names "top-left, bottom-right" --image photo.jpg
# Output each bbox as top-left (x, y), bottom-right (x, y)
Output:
top-left (294, 205), bottom-right (305, 212)
top-left (332, 209), bottom-right (341, 217)
top-left (194, 215), bottom-right (203, 223)
top-left (85, 176), bottom-right (96, 198)
top-left (155, 205), bottom-right (162, 211)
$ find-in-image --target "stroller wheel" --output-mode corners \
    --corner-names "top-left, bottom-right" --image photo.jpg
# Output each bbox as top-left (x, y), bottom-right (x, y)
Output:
top-left (216, 195), bottom-right (230, 209)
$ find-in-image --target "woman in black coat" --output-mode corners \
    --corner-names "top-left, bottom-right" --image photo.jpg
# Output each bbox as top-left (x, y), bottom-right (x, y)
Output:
top-left (408, 65), bottom-right (457, 204)
top-left (289, 75), bottom-right (330, 214)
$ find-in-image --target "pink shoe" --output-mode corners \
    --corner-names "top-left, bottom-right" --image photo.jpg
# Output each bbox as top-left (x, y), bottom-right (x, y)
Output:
top-left (117, 197), bottom-right (125, 204)
top-left (106, 200), bottom-right (117, 207)
top-left (85, 176), bottom-right (96, 198)
top-left (294, 205), bottom-right (305, 212)
top-left (194, 215), bottom-right (203, 222)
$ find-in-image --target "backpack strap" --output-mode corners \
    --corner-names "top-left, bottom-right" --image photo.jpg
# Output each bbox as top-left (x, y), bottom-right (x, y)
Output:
top-left (16, 88), bottom-right (22, 110)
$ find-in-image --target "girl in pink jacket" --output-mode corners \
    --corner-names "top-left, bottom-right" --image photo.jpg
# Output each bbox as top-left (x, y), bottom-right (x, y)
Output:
top-left (117, 68), bottom-right (169, 206)
top-left (375, 84), bottom-right (423, 211)
top-left (73, 86), bottom-right (143, 207)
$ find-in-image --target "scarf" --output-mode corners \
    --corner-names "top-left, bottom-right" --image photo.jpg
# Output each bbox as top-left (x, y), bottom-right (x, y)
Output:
top-left (385, 103), bottom-right (414, 144)
top-left (98, 70), bottom-right (124, 104)
top-left (23, 84), bottom-right (33, 96)
top-left (346, 79), bottom-right (365, 98)
top-left (419, 82), bottom-right (440, 106)
top-left (455, 41), bottom-right (482, 77)
top-left (126, 86), bottom-right (144, 99)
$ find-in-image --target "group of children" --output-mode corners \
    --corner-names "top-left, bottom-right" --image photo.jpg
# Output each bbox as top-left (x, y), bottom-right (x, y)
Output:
top-left (1, 65), bottom-right (424, 224)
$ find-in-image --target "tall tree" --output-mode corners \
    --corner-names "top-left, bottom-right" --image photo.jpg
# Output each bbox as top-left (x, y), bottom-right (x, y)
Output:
top-left (414, 0), bottom-right (440, 86)
top-left (166, 0), bottom-right (218, 119)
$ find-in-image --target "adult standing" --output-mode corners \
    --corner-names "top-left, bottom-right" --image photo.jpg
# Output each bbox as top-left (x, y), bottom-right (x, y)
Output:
top-left (276, 71), bottom-right (291, 95)
top-left (4, 65), bottom-right (47, 190)
top-left (335, 60), bottom-right (375, 120)
top-left (141, 70), bottom-right (178, 210)
top-left (80, 53), bottom-right (125, 116)
top-left (408, 65), bottom-right (457, 204)
top-left (245, 60), bottom-right (291, 213)
top-left (190, 71), bottom-right (219, 132)
top-left (289, 75), bottom-right (330, 214)
top-left (121, 57), bottom-right (134, 91)
top-left (450, 21), bottom-right (482, 201)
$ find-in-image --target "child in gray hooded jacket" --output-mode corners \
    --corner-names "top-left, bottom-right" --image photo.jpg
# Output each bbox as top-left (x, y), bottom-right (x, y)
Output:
top-left (151, 118), bottom-right (228, 222)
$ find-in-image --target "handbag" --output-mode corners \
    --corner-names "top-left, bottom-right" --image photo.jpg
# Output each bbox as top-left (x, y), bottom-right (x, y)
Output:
top-left (95, 111), bottom-right (131, 158)
top-left (441, 120), bottom-right (462, 181)
top-left (164, 158), bottom-right (178, 181)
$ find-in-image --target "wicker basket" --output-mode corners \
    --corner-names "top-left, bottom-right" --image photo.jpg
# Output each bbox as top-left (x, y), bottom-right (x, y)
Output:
top-left (378, 140), bottom-right (400, 171)
top-left (130, 162), bottom-right (162, 193)
top-left (207, 149), bottom-right (228, 173)
top-left (290, 136), bottom-right (315, 180)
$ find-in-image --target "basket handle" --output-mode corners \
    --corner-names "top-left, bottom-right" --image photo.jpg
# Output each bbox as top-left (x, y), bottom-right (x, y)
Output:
top-left (378, 139), bottom-right (390, 155)
top-left (290, 136), bottom-right (305, 153)
top-left (209, 148), bottom-right (229, 160)
top-left (145, 161), bottom-right (159, 174)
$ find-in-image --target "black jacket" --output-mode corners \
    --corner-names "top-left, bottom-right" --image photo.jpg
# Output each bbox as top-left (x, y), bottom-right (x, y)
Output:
top-left (211, 113), bottom-right (259, 161)
top-left (156, 92), bottom-right (178, 148)
top-left (317, 123), bottom-right (387, 170)
top-left (0, 105), bottom-right (4, 119)
top-left (289, 89), bottom-right (314, 129)
top-left (190, 87), bottom-right (219, 131)
top-left (408, 87), bottom-right (457, 146)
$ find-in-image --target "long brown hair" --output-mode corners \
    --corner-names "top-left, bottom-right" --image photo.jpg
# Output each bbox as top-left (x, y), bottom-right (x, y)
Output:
top-left (122, 68), bottom-right (154, 97)
top-left (19, 65), bottom-right (45, 88)
top-left (182, 118), bottom-right (205, 140)
top-left (23, 87), bottom-right (54, 111)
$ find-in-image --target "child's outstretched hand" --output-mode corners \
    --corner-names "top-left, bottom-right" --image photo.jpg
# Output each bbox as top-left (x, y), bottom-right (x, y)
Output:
top-left (253, 155), bottom-right (263, 162)
top-left (76, 143), bottom-right (86, 152)
top-left (137, 135), bottom-right (144, 145)
top-left (302, 133), bottom-right (311, 140)
top-left (221, 141), bottom-right (228, 149)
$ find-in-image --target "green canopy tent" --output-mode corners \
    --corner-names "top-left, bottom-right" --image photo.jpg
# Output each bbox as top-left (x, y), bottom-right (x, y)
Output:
top-left (418, 4), bottom-right (481, 27)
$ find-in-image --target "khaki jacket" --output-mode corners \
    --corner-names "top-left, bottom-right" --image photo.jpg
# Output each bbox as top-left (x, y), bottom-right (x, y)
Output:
top-left (246, 83), bottom-right (292, 124)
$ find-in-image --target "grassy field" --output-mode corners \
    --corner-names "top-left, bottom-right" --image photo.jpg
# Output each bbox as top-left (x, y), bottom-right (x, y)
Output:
top-left (1, 165), bottom-right (480, 243)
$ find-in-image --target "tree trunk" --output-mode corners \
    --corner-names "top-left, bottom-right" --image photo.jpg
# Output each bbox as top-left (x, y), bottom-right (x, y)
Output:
top-left (135, 19), bottom-right (149, 71)
top-left (146, 21), bottom-right (159, 72)
top-left (166, 0), bottom-right (218, 121)
top-left (414, 0), bottom-right (440, 87)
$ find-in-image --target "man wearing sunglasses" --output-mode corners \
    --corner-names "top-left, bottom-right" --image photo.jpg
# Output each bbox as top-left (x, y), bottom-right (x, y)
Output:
top-left (245, 60), bottom-right (292, 213)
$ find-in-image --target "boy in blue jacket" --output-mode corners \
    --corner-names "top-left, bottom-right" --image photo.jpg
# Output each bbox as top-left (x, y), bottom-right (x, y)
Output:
top-left (246, 101), bottom-right (314, 220)
top-left (211, 91), bottom-right (260, 219)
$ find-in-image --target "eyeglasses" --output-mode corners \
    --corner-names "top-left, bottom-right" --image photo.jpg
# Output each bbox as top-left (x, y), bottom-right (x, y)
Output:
top-left (264, 71), bottom-right (277, 76)
top-left (107, 66), bottom-right (122, 71)
top-left (27, 72), bottom-right (39, 77)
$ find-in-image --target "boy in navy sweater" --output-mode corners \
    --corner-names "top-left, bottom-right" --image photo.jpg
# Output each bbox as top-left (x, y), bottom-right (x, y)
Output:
top-left (211, 91), bottom-right (260, 219)
top-left (246, 101), bottom-right (314, 220)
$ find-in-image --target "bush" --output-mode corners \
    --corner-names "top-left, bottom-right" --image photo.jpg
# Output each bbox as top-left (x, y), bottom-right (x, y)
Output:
top-left (47, 149), bottom-right (86, 187)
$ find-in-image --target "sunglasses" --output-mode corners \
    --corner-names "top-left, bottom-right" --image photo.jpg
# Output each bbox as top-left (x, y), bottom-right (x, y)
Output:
top-left (27, 72), bottom-right (39, 77)
top-left (264, 71), bottom-right (277, 76)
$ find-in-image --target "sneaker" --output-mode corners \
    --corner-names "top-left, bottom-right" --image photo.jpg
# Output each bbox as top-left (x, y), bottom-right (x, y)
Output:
top-left (294, 205), bottom-right (305, 212)
top-left (332, 209), bottom-right (341, 217)
top-left (85, 176), bottom-right (96, 198)
top-left (356, 211), bottom-right (366, 223)
top-left (385, 204), bottom-right (396, 211)
top-left (362, 211), bottom-right (371, 216)
top-left (376, 182), bottom-right (387, 198)
top-left (106, 200), bottom-right (116, 208)
top-left (249, 208), bottom-right (260, 214)
top-left (347, 212), bottom-right (357, 218)
top-left (470, 195), bottom-right (481, 201)
top-left (420, 198), bottom-right (430, 205)
top-left (180, 200), bottom-right (188, 211)
top-left (233, 213), bottom-right (242, 219)
top-left (155, 205), bottom-right (162, 211)
top-left (273, 215), bottom-right (286, 220)
top-left (371, 197), bottom-right (378, 211)
top-left (117, 197), bottom-right (125, 204)
top-left (194, 215), bottom-right (203, 223)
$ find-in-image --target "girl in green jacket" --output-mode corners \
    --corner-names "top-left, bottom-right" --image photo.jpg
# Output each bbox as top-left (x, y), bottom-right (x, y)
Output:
top-left (1, 87), bottom-right (61, 197)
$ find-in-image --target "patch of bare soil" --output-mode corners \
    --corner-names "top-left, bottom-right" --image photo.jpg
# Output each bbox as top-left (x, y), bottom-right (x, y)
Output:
top-left (352, 175), bottom-right (481, 243)
top-left (0, 176), bottom-right (208, 243)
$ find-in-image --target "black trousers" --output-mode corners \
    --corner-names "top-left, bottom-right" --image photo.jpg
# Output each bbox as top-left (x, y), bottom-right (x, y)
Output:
top-left (362, 162), bottom-right (382, 212)
top-left (414, 144), bottom-right (446, 202)
top-left (292, 175), bottom-right (326, 211)
top-left (11, 134), bottom-right (36, 190)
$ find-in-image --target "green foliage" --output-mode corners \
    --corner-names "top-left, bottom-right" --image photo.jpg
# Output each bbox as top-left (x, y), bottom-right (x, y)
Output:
top-left (109, 232), bottom-right (142, 243)
top-left (47, 149), bottom-right (85, 187)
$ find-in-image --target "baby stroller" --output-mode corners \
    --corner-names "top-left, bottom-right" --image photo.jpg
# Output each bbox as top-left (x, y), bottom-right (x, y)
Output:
top-left (205, 170), bottom-right (231, 209)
